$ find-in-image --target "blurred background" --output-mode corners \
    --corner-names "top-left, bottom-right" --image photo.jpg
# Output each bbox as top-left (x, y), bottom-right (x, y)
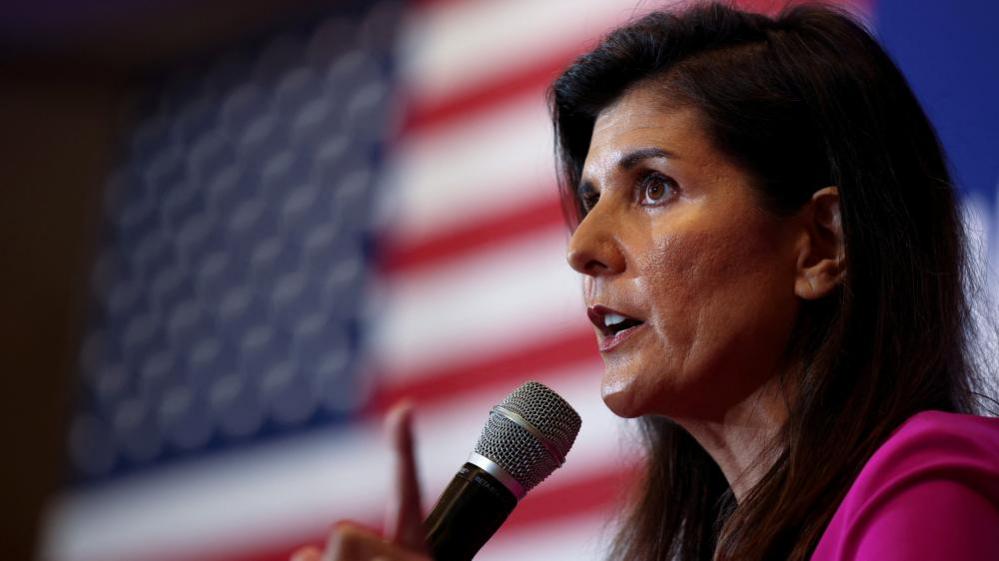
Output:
top-left (1, 0), bottom-right (996, 560)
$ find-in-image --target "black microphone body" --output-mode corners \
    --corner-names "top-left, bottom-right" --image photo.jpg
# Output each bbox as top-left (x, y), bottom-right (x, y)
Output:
top-left (424, 462), bottom-right (517, 561)
top-left (419, 381), bottom-right (582, 561)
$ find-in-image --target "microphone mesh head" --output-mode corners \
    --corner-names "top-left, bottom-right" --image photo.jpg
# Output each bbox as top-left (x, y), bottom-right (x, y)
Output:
top-left (473, 381), bottom-right (582, 493)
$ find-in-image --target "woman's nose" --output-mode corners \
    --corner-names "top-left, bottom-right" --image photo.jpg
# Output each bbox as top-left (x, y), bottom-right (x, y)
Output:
top-left (566, 208), bottom-right (626, 276)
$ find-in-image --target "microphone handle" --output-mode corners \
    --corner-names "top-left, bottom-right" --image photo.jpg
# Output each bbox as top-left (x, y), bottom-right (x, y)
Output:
top-left (424, 462), bottom-right (518, 561)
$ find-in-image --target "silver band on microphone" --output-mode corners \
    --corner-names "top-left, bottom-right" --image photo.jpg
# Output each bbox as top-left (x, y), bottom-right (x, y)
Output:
top-left (493, 404), bottom-right (566, 466)
top-left (467, 452), bottom-right (526, 500)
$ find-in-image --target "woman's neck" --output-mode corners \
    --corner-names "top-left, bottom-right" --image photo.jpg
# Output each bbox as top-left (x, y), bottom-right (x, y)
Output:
top-left (674, 376), bottom-right (789, 502)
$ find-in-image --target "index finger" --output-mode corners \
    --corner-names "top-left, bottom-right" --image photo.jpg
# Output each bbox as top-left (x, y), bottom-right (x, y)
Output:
top-left (383, 402), bottom-right (426, 551)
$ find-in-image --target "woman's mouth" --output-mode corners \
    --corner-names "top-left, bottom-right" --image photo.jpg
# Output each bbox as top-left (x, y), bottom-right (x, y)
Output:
top-left (587, 305), bottom-right (646, 352)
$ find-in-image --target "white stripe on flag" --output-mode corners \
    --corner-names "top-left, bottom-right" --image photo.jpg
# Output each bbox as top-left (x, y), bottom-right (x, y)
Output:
top-left (371, 225), bottom-right (584, 382)
top-left (381, 92), bottom-right (555, 242)
top-left (43, 367), bottom-right (635, 561)
top-left (399, 0), bottom-right (662, 104)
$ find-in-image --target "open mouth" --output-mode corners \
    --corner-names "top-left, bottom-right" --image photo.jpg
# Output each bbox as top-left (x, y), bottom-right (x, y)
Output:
top-left (587, 306), bottom-right (645, 337)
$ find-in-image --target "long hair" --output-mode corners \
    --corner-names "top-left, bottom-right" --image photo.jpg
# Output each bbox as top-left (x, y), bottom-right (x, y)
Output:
top-left (549, 3), bottom-right (988, 560)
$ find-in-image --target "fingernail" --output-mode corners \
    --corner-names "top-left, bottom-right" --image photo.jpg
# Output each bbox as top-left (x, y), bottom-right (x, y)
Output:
top-left (385, 400), bottom-right (415, 432)
top-left (289, 545), bottom-right (320, 561)
top-left (330, 520), bottom-right (352, 533)
top-left (389, 400), bottom-right (414, 421)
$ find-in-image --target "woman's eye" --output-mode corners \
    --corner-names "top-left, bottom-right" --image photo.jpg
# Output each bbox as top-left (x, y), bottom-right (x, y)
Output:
top-left (579, 189), bottom-right (599, 214)
top-left (638, 173), bottom-right (677, 206)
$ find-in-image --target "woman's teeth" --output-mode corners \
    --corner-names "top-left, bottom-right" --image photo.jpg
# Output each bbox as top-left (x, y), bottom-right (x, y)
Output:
top-left (604, 313), bottom-right (627, 328)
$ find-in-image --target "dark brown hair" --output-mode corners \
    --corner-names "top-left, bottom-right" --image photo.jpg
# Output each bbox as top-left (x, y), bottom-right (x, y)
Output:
top-left (550, 2), bottom-right (989, 560)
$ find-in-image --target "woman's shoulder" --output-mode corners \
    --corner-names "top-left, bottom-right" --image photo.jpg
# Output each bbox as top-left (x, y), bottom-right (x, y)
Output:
top-left (862, 410), bottom-right (999, 485)
top-left (843, 410), bottom-right (999, 515)
top-left (880, 410), bottom-right (999, 456)
top-left (812, 411), bottom-right (999, 561)
top-left (893, 409), bottom-right (999, 443)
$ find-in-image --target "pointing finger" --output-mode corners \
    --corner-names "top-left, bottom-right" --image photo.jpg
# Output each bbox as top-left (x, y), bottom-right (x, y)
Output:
top-left (289, 545), bottom-right (321, 561)
top-left (383, 402), bottom-right (426, 551)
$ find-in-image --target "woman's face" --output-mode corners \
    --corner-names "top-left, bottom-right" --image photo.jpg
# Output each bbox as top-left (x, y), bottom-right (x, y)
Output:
top-left (568, 85), bottom-right (804, 421)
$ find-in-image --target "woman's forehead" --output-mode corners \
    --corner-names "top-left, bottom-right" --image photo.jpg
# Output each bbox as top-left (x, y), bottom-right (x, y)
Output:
top-left (586, 97), bottom-right (708, 171)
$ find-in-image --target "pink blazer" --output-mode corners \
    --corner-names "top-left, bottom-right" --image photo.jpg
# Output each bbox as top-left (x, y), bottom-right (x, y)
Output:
top-left (811, 411), bottom-right (999, 560)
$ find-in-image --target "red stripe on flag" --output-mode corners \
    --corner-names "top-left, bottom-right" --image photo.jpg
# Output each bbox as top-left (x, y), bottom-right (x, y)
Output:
top-left (400, 47), bottom-right (583, 135)
top-left (501, 463), bottom-right (638, 531)
top-left (734, 0), bottom-right (873, 13)
top-left (377, 193), bottom-right (566, 275)
top-left (182, 463), bottom-right (638, 561)
top-left (398, 0), bottom-right (870, 136)
top-left (366, 328), bottom-right (600, 414)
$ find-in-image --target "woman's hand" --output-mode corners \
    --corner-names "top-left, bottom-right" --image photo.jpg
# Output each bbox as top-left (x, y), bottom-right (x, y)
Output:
top-left (291, 404), bottom-right (432, 561)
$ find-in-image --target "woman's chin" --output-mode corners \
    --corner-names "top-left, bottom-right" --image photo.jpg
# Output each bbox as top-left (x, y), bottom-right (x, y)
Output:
top-left (601, 376), bottom-right (646, 418)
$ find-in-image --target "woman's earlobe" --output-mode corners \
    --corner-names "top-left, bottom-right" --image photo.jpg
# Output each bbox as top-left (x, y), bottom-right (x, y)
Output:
top-left (795, 265), bottom-right (845, 300)
top-left (794, 187), bottom-right (846, 300)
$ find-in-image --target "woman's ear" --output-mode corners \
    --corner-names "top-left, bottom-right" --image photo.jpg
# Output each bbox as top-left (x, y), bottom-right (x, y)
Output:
top-left (794, 186), bottom-right (845, 300)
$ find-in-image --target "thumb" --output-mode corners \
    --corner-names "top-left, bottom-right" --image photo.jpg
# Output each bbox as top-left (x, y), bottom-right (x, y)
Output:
top-left (383, 402), bottom-right (426, 551)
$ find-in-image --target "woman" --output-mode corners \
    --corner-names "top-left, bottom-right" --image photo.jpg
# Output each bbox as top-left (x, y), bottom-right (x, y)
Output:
top-left (295, 3), bottom-right (999, 560)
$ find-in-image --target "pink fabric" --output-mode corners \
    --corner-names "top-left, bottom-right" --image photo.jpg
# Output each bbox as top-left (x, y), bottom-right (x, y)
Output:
top-left (811, 411), bottom-right (999, 561)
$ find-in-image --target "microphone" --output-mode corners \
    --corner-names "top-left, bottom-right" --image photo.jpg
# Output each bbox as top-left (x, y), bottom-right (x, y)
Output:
top-left (423, 381), bottom-right (582, 561)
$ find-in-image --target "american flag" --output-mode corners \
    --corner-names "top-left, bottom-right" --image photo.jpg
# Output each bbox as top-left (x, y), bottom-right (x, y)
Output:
top-left (42, 1), bottom-right (998, 561)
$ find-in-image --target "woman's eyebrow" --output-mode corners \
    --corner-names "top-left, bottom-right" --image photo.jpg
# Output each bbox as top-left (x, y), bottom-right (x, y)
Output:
top-left (577, 147), bottom-right (676, 194)
top-left (619, 147), bottom-right (676, 170)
